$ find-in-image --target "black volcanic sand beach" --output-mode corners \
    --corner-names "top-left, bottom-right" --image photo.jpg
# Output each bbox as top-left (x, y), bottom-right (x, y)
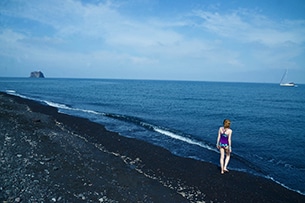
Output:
top-left (1, 92), bottom-right (304, 203)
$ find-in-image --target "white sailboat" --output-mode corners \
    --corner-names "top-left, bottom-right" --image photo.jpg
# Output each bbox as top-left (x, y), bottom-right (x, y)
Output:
top-left (280, 70), bottom-right (296, 87)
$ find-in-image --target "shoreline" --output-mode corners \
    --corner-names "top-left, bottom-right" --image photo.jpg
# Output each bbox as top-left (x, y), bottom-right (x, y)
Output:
top-left (1, 91), bottom-right (304, 202)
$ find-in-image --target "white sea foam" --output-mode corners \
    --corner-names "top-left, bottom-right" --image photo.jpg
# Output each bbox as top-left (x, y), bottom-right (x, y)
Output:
top-left (5, 90), bottom-right (76, 113)
top-left (6, 90), bottom-right (16, 93)
top-left (44, 101), bottom-right (104, 117)
top-left (6, 90), bottom-right (31, 100)
top-left (43, 100), bottom-right (103, 117)
top-left (153, 127), bottom-right (218, 153)
top-left (43, 101), bottom-right (71, 110)
top-left (79, 109), bottom-right (101, 115)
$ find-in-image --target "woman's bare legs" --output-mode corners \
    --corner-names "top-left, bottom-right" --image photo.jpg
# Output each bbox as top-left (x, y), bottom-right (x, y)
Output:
top-left (219, 148), bottom-right (225, 174)
top-left (220, 147), bottom-right (230, 173)
top-left (224, 148), bottom-right (230, 172)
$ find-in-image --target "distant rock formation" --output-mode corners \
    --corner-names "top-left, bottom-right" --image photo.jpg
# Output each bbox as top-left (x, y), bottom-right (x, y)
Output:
top-left (30, 71), bottom-right (45, 78)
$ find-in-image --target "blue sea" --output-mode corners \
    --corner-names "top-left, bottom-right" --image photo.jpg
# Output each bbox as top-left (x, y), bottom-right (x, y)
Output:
top-left (1, 78), bottom-right (304, 195)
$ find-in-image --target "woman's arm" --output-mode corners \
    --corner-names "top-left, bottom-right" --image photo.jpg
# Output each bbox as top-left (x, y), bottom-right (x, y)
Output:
top-left (216, 128), bottom-right (221, 149)
top-left (228, 130), bottom-right (232, 152)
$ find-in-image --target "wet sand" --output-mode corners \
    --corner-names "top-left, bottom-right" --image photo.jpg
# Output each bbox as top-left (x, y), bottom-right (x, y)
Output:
top-left (1, 92), bottom-right (304, 202)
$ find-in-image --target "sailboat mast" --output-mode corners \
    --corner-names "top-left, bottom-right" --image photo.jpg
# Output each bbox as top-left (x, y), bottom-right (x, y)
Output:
top-left (280, 69), bottom-right (287, 84)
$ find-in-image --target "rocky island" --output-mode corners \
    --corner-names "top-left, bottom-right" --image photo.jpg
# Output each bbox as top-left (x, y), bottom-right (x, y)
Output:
top-left (30, 71), bottom-right (45, 78)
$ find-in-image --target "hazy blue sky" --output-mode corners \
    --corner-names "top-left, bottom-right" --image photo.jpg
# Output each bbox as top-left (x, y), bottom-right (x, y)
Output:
top-left (1, 0), bottom-right (305, 83)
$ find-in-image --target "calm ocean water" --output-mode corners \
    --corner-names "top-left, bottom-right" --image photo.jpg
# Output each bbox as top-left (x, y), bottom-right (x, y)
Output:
top-left (1, 78), bottom-right (304, 195)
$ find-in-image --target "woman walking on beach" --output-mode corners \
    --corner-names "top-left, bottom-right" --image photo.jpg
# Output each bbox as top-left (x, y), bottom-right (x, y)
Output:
top-left (216, 119), bottom-right (232, 174)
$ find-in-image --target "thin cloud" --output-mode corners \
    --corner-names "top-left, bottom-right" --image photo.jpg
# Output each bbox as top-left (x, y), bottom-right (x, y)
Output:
top-left (192, 9), bottom-right (305, 46)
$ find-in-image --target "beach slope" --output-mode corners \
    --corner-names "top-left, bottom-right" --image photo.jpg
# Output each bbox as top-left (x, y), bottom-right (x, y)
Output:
top-left (0, 92), bottom-right (304, 202)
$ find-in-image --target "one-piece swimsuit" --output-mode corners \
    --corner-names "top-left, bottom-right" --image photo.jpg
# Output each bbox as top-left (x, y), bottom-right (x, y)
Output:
top-left (219, 128), bottom-right (229, 148)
